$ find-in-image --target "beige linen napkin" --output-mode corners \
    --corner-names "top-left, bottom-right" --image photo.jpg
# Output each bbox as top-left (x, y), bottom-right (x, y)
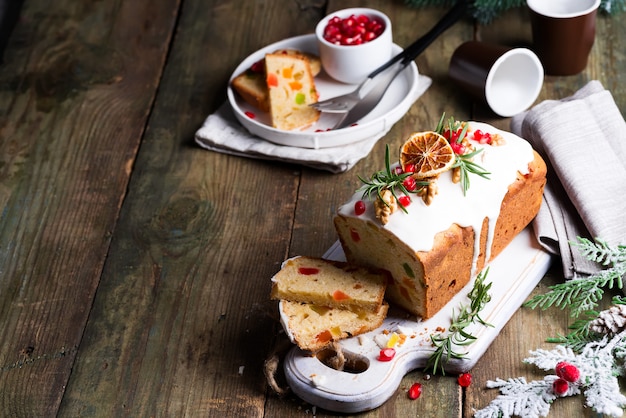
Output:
top-left (511, 80), bottom-right (626, 278)
top-left (195, 75), bottom-right (432, 174)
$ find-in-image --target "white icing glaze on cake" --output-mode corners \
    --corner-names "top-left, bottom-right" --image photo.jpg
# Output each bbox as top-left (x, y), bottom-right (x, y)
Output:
top-left (337, 122), bottom-right (535, 274)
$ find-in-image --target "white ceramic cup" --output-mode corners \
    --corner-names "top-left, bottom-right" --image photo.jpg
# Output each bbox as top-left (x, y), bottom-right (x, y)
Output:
top-left (449, 41), bottom-right (544, 117)
top-left (527, 0), bottom-right (600, 75)
top-left (315, 8), bottom-right (393, 84)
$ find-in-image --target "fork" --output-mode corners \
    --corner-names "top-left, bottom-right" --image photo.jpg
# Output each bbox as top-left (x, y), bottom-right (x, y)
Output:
top-left (312, 0), bottom-right (469, 129)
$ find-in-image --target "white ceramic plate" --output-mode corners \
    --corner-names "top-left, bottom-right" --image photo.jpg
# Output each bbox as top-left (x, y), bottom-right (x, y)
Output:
top-left (227, 34), bottom-right (420, 149)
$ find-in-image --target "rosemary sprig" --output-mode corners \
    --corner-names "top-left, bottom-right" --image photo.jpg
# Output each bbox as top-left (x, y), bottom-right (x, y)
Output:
top-left (435, 113), bottom-right (491, 195)
top-left (453, 148), bottom-right (491, 194)
top-left (426, 268), bottom-right (493, 375)
top-left (523, 238), bottom-right (626, 318)
top-left (357, 145), bottom-right (428, 213)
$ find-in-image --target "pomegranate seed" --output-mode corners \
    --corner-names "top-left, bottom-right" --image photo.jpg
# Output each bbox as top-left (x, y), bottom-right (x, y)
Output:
top-left (473, 129), bottom-right (492, 144)
top-left (403, 163), bottom-right (415, 173)
top-left (398, 195), bottom-right (411, 207)
top-left (403, 177), bottom-right (417, 191)
top-left (450, 141), bottom-right (466, 155)
top-left (552, 378), bottom-right (569, 396)
top-left (356, 14), bottom-right (369, 25)
top-left (394, 166), bottom-right (404, 175)
top-left (244, 111), bottom-right (256, 119)
top-left (354, 200), bottom-right (366, 215)
top-left (378, 348), bottom-right (395, 362)
top-left (457, 373), bottom-right (472, 387)
top-left (408, 382), bottom-right (422, 400)
top-left (555, 361), bottom-right (580, 383)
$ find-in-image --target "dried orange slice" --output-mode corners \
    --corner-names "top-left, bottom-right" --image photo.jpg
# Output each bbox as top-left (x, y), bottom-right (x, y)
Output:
top-left (400, 131), bottom-right (455, 179)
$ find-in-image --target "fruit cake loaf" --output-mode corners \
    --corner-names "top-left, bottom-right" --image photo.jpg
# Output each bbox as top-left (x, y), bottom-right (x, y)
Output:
top-left (270, 256), bottom-right (388, 312)
top-left (265, 52), bottom-right (320, 130)
top-left (279, 300), bottom-right (389, 352)
top-left (333, 120), bottom-right (547, 319)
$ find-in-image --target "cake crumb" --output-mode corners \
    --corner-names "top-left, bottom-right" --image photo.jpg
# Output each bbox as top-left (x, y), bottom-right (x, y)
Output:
top-left (310, 373), bottom-right (326, 387)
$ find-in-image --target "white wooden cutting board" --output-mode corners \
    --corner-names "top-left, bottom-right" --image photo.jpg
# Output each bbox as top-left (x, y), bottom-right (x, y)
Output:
top-left (283, 227), bottom-right (552, 413)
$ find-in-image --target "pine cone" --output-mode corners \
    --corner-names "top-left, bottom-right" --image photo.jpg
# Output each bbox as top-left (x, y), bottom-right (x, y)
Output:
top-left (589, 304), bottom-right (626, 336)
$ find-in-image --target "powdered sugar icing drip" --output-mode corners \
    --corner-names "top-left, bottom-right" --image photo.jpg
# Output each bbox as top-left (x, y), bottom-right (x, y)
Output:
top-left (337, 122), bottom-right (534, 276)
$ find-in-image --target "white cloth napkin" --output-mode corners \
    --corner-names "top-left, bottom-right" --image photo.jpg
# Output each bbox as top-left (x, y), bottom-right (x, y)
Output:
top-left (195, 75), bottom-right (432, 173)
top-left (511, 80), bottom-right (626, 278)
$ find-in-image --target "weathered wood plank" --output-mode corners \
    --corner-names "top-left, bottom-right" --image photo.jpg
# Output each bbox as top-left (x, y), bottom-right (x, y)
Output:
top-left (0, 0), bottom-right (179, 416)
top-left (59, 0), bottom-right (325, 416)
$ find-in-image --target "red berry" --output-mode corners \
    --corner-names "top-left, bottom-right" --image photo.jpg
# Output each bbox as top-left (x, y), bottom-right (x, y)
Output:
top-left (378, 348), bottom-right (395, 362)
top-left (403, 163), bottom-right (415, 173)
top-left (473, 130), bottom-right (492, 144)
top-left (402, 176), bottom-right (417, 192)
top-left (552, 378), bottom-right (569, 396)
top-left (450, 141), bottom-right (466, 155)
top-left (408, 382), bottom-right (422, 400)
top-left (555, 361), bottom-right (580, 383)
top-left (354, 200), bottom-right (366, 215)
top-left (457, 373), bottom-right (472, 387)
top-left (398, 195), bottom-right (411, 207)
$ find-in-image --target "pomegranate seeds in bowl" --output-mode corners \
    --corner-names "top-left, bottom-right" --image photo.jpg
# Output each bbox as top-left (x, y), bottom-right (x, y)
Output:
top-left (315, 8), bottom-right (393, 83)
top-left (323, 14), bottom-right (386, 46)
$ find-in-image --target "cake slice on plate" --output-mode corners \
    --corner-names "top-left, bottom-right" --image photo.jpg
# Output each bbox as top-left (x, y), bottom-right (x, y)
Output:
top-left (231, 49), bottom-right (321, 113)
top-left (264, 52), bottom-right (320, 130)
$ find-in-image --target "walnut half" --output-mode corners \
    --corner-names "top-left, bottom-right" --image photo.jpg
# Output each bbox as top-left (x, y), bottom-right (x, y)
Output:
top-left (374, 189), bottom-right (397, 225)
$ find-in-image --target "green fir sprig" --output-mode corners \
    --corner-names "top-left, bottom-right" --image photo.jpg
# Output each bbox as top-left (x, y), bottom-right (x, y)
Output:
top-left (546, 295), bottom-right (626, 352)
top-left (524, 237), bottom-right (626, 318)
top-left (357, 144), bottom-right (429, 213)
top-left (426, 268), bottom-right (493, 375)
top-left (545, 310), bottom-right (600, 352)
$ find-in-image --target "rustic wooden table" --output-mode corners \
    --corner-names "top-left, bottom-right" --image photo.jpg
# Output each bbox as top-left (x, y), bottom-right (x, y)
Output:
top-left (0, 0), bottom-right (624, 416)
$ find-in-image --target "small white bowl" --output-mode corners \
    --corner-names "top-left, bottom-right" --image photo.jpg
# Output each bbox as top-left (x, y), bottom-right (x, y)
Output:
top-left (315, 8), bottom-right (393, 84)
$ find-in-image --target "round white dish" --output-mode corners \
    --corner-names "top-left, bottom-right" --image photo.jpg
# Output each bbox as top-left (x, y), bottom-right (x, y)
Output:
top-left (227, 34), bottom-right (419, 149)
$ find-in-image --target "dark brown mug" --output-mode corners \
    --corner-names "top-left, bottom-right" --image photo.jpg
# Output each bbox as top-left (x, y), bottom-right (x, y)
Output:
top-left (448, 41), bottom-right (543, 117)
top-left (527, 0), bottom-right (600, 76)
